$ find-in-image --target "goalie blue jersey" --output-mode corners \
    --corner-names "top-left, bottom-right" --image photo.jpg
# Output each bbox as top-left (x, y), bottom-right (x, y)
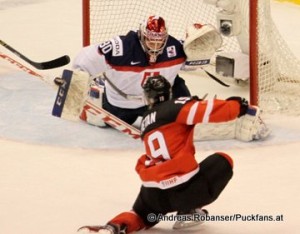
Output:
top-left (98, 31), bottom-right (186, 68)
top-left (73, 31), bottom-right (186, 109)
top-left (100, 31), bottom-right (186, 108)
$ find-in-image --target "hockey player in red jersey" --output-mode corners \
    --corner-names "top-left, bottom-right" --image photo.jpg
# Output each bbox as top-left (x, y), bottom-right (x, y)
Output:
top-left (77, 75), bottom-right (258, 234)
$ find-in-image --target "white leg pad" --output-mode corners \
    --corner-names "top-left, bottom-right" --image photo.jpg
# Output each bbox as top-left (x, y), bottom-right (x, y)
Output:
top-left (194, 120), bottom-right (236, 141)
top-left (193, 106), bottom-right (271, 142)
top-left (80, 83), bottom-right (106, 127)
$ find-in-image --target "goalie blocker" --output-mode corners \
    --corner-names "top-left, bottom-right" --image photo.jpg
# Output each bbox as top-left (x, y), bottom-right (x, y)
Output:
top-left (52, 70), bottom-right (270, 142)
top-left (52, 69), bottom-right (141, 139)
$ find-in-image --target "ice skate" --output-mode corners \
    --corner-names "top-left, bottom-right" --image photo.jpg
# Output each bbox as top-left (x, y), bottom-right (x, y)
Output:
top-left (173, 208), bottom-right (208, 229)
top-left (77, 223), bottom-right (126, 234)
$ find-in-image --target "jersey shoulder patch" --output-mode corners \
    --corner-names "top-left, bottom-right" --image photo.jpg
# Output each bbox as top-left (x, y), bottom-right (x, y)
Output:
top-left (165, 36), bottom-right (186, 57)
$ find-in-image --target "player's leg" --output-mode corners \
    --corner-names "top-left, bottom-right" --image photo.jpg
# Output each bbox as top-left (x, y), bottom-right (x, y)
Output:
top-left (77, 188), bottom-right (149, 234)
top-left (79, 77), bottom-right (107, 127)
top-left (172, 152), bottom-right (233, 229)
top-left (78, 211), bottom-right (145, 234)
top-left (199, 152), bottom-right (233, 201)
top-left (84, 187), bottom-right (166, 234)
top-left (132, 186), bottom-right (172, 228)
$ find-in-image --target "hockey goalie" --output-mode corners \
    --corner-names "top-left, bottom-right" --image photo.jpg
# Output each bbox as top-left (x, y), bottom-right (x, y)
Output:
top-left (52, 18), bottom-right (270, 142)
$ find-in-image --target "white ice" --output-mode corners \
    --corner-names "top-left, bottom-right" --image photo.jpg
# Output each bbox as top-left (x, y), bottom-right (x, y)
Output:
top-left (0, 0), bottom-right (300, 234)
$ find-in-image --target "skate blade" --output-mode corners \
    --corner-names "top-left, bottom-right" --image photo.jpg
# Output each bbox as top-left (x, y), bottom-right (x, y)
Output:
top-left (173, 220), bottom-right (205, 229)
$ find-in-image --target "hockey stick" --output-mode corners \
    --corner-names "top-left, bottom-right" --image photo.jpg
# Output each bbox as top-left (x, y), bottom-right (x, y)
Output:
top-left (201, 68), bottom-right (230, 87)
top-left (84, 100), bottom-right (141, 139)
top-left (0, 39), bottom-right (70, 70)
top-left (102, 72), bottom-right (144, 100)
top-left (184, 61), bottom-right (230, 87)
top-left (0, 51), bottom-right (44, 78)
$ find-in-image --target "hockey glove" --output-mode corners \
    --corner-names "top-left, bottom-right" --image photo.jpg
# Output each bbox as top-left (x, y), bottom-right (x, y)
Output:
top-left (184, 23), bottom-right (222, 68)
top-left (226, 96), bottom-right (248, 117)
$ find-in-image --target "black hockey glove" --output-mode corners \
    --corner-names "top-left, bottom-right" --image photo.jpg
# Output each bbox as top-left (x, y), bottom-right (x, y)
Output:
top-left (226, 96), bottom-right (249, 117)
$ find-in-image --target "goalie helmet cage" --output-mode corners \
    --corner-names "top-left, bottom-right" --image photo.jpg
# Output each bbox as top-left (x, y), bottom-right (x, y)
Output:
top-left (82, 0), bottom-right (300, 115)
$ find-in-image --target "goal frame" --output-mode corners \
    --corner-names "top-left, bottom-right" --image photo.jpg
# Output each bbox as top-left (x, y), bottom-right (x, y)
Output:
top-left (82, 0), bottom-right (91, 47)
top-left (249, 0), bottom-right (259, 106)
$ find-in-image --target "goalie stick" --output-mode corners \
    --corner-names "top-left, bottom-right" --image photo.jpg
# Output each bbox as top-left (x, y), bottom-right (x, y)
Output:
top-left (202, 68), bottom-right (230, 87)
top-left (82, 100), bottom-right (141, 139)
top-left (0, 39), bottom-right (70, 70)
top-left (184, 65), bottom-right (230, 87)
top-left (0, 51), bottom-right (43, 78)
top-left (102, 72), bottom-right (143, 100)
top-left (52, 69), bottom-right (141, 139)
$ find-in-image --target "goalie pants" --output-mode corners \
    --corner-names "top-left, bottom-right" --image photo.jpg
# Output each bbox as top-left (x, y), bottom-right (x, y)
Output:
top-left (132, 152), bottom-right (233, 227)
top-left (102, 75), bottom-right (191, 124)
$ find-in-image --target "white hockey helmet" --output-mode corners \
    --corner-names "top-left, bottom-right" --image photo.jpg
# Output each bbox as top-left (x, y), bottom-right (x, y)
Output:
top-left (139, 15), bottom-right (168, 63)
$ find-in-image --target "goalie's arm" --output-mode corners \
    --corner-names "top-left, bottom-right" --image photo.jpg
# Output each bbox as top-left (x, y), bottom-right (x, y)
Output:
top-left (72, 43), bottom-right (111, 76)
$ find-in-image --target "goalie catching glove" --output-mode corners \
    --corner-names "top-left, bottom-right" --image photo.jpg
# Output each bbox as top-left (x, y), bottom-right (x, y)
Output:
top-left (184, 23), bottom-right (222, 68)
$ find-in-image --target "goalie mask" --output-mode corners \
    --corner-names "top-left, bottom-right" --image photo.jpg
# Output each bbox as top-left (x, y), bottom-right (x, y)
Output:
top-left (143, 75), bottom-right (171, 107)
top-left (139, 15), bottom-right (168, 64)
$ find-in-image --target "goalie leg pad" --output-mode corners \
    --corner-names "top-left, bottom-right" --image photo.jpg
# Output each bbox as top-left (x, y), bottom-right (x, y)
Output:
top-left (193, 106), bottom-right (270, 142)
top-left (80, 80), bottom-right (106, 127)
top-left (194, 120), bottom-right (236, 141)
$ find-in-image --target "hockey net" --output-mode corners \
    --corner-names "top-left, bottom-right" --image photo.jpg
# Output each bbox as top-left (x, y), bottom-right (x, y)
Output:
top-left (82, 0), bottom-right (300, 115)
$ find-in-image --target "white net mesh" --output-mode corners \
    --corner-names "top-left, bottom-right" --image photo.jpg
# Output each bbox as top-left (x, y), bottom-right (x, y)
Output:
top-left (87, 0), bottom-right (241, 52)
top-left (84, 0), bottom-right (300, 115)
top-left (256, 1), bottom-right (300, 115)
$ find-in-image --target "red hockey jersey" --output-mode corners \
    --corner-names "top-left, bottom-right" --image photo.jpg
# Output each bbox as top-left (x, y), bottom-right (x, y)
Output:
top-left (136, 96), bottom-right (240, 189)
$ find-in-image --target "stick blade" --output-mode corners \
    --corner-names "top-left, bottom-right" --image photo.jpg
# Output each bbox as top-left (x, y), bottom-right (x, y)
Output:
top-left (32, 55), bottom-right (70, 70)
top-left (203, 69), bottom-right (230, 87)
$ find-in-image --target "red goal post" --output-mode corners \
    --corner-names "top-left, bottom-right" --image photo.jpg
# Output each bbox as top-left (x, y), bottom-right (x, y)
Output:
top-left (82, 0), bottom-right (90, 47)
top-left (82, 0), bottom-right (300, 115)
top-left (249, 0), bottom-right (259, 106)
